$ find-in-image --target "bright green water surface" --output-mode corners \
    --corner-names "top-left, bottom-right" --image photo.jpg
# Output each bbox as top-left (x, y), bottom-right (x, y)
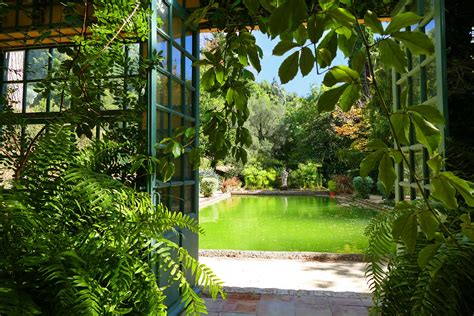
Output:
top-left (199, 196), bottom-right (378, 253)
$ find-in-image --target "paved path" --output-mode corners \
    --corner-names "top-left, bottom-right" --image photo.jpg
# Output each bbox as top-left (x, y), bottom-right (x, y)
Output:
top-left (200, 257), bottom-right (371, 315)
top-left (202, 291), bottom-right (372, 316)
top-left (200, 257), bottom-right (370, 293)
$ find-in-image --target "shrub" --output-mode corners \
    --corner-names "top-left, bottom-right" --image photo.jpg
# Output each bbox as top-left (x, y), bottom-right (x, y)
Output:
top-left (332, 174), bottom-right (353, 194)
top-left (288, 162), bottom-right (323, 189)
top-left (328, 180), bottom-right (337, 192)
top-left (242, 165), bottom-right (277, 189)
top-left (199, 169), bottom-right (219, 181)
top-left (201, 177), bottom-right (219, 197)
top-left (352, 176), bottom-right (374, 198)
top-left (221, 177), bottom-right (241, 193)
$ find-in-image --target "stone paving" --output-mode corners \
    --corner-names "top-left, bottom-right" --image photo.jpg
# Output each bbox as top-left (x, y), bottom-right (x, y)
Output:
top-left (202, 291), bottom-right (372, 316)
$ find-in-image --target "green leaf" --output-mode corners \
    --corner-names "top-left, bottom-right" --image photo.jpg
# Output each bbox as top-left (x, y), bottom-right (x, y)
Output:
top-left (317, 30), bottom-right (337, 65)
top-left (392, 211), bottom-right (418, 253)
top-left (364, 10), bottom-right (384, 34)
top-left (329, 7), bottom-right (355, 29)
top-left (278, 51), bottom-right (300, 84)
top-left (385, 12), bottom-right (422, 34)
top-left (215, 65), bottom-right (225, 84)
top-left (410, 112), bottom-right (440, 154)
top-left (323, 65), bottom-right (360, 87)
top-left (389, 150), bottom-right (403, 164)
top-left (317, 48), bottom-right (333, 68)
top-left (317, 84), bottom-right (347, 113)
top-left (338, 32), bottom-right (357, 57)
top-left (294, 24), bottom-right (307, 46)
top-left (408, 104), bottom-right (444, 125)
top-left (392, 31), bottom-right (435, 55)
top-left (268, 0), bottom-right (307, 35)
top-left (299, 47), bottom-right (314, 77)
top-left (339, 83), bottom-right (361, 112)
top-left (367, 139), bottom-right (388, 150)
top-left (171, 141), bottom-right (182, 158)
top-left (431, 178), bottom-right (457, 209)
top-left (226, 87), bottom-right (235, 105)
top-left (238, 46), bottom-right (248, 66)
top-left (273, 41), bottom-right (300, 56)
top-left (378, 153), bottom-right (396, 193)
top-left (188, 147), bottom-right (201, 170)
top-left (427, 154), bottom-right (443, 175)
top-left (390, 112), bottom-right (411, 145)
top-left (418, 243), bottom-right (441, 268)
top-left (360, 150), bottom-right (385, 176)
top-left (378, 39), bottom-right (408, 73)
top-left (287, 0), bottom-right (308, 32)
top-left (243, 0), bottom-right (260, 15)
top-left (418, 210), bottom-right (439, 240)
top-left (441, 172), bottom-right (474, 207)
top-left (201, 69), bottom-right (216, 90)
top-left (351, 50), bottom-right (366, 73)
top-left (319, 0), bottom-right (335, 10)
top-left (307, 14), bottom-right (326, 44)
top-left (248, 46), bottom-right (261, 72)
top-left (268, 3), bottom-right (289, 36)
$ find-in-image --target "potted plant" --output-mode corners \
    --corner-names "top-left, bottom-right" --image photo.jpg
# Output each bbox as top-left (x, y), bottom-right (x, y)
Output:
top-left (328, 180), bottom-right (337, 198)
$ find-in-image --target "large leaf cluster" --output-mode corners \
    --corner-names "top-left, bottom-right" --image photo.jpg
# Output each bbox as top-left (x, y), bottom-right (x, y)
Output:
top-left (0, 125), bottom-right (224, 315)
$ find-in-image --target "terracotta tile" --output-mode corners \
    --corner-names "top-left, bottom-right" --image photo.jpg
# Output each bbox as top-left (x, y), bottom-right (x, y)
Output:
top-left (228, 293), bottom-right (261, 300)
top-left (295, 303), bottom-right (332, 316)
top-left (260, 294), bottom-right (294, 302)
top-left (257, 300), bottom-right (295, 316)
top-left (331, 305), bottom-right (369, 316)
top-left (328, 297), bottom-right (364, 307)
top-left (222, 299), bottom-right (258, 313)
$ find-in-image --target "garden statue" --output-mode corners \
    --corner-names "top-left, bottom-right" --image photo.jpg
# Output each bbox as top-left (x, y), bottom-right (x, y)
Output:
top-left (281, 168), bottom-right (289, 190)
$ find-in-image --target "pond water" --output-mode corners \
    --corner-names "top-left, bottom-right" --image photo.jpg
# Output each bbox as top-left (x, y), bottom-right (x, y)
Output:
top-left (199, 196), bottom-right (378, 254)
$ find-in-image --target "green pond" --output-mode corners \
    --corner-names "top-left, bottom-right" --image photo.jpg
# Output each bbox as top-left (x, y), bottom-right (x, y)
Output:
top-left (199, 196), bottom-right (378, 254)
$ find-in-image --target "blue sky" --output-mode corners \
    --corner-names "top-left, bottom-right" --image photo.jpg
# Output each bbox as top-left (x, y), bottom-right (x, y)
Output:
top-left (252, 31), bottom-right (347, 97)
top-left (200, 31), bottom-right (348, 97)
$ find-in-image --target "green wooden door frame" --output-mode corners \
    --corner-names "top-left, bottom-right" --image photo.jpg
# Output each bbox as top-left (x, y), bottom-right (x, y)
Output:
top-left (148, 0), bottom-right (200, 313)
top-left (392, 0), bottom-right (448, 202)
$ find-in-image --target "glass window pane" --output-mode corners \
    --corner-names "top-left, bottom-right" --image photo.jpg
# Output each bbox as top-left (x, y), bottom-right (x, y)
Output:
top-left (171, 186), bottom-right (182, 211)
top-left (171, 45), bottom-right (181, 77)
top-left (4, 51), bottom-right (24, 81)
top-left (4, 83), bottom-right (23, 113)
top-left (157, 110), bottom-right (170, 140)
top-left (157, 1), bottom-right (169, 34)
top-left (157, 73), bottom-right (169, 106)
top-left (172, 12), bottom-right (182, 45)
top-left (26, 83), bottom-right (45, 112)
top-left (171, 80), bottom-right (182, 112)
top-left (50, 88), bottom-right (70, 112)
top-left (185, 29), bottom-right (193, 55)
top-left (158, 35), bottom-right (168, 70)
top-left (185, 88), bottom-right (193, 116)
top-left (173, 156), bottom-right (183, 181)
top-left (185, 57), bottom-right (193, 84)
top-left (184, 185), bottom-right (194, 213)
top-left (26, 49), bottom-right (49, 80)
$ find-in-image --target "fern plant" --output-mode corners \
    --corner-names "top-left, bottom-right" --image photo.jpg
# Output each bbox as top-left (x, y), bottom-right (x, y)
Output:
top-left (0, 125), bottom-right (224, 315)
